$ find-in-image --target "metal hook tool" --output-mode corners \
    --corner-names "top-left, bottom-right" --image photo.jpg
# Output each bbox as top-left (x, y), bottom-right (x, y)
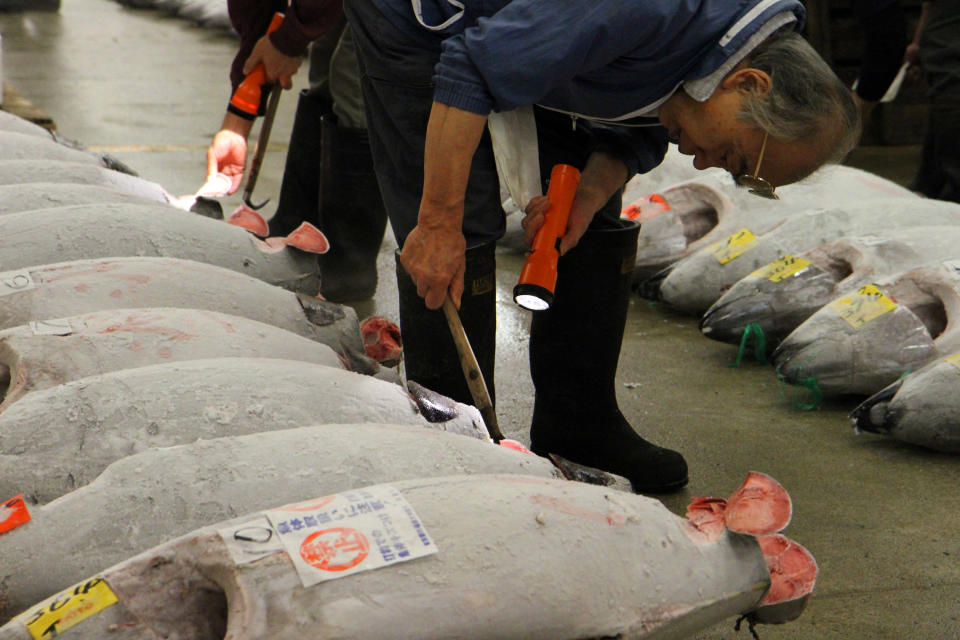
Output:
top-left (241, 83), bottom-right (282, 211)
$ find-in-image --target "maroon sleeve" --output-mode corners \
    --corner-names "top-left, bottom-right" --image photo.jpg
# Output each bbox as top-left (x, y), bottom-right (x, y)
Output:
top-left (226, 0), bottom-right (343, 93)
top-left (227, 0), bottom-right (286, 94)
top-left (270, 0), bottom-right (344, 58)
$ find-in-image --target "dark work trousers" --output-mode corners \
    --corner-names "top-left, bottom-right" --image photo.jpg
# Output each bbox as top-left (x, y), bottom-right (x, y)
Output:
top-left (343, 0), bottom-right (624, 250)
top-left (911, 102), bottom-right (960, 203)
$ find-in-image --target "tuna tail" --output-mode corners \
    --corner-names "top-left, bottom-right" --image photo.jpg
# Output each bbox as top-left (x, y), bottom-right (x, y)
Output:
top-left (849, 380), bottom-right (902, 435)
top-left (634, 263), bottom-right (673, 300)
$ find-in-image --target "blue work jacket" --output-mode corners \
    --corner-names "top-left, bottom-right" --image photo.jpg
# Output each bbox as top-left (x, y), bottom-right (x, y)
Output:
top-left (373, 0), bottom-right (806, 175)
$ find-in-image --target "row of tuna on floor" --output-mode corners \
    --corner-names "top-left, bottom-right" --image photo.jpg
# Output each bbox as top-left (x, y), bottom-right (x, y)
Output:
top-left (0, 110), bottom-right (816, 639)
top-left (110, 0), bottom-right (233, 32)
top-left (619, 154), bottom-right (960, 454)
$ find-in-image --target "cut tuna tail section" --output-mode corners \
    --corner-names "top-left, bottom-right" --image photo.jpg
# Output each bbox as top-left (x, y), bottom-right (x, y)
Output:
top-left (227, 204), bottom-right (270, 236)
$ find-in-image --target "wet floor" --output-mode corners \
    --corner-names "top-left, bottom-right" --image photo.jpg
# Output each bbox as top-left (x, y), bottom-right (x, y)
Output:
top-left (1, 1), bottom-right (958, 638)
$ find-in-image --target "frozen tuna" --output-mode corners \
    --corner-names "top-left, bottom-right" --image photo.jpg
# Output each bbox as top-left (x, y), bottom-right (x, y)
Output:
top-left (0, 131), bottom-right (122, 169)
top-left (0, 357), bottom-right (486, 505)
top-left (702, 224), bottom-right (960, 347)
top-left (0, 473), bottom-right (811, 639)
top-left (0, 182), bottom-right (167, 215)
top-left (774, 260), bottom-right (960, 396)
top-left (652, 198), bottom-right (960, 315)
top-left (0, 257), bottom-right (373, 372)
top-left (850, 351), bottom-right (960, 453)
top-left (0, 307), bottom-right (344, 410)
top-left (0, 203), bottom-right (321, 293)
top-left (631, 165), bottom-right (916, 281)
top-left (0, 111), bottom-right (58, 139)
top-left (0, 160), bottom-right (173, 203)
top-left (0, 424), bottom-right (551, 623)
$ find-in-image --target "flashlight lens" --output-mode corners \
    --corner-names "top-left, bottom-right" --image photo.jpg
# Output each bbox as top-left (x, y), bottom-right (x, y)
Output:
top-left (515, 293), bottom-right (550, 311)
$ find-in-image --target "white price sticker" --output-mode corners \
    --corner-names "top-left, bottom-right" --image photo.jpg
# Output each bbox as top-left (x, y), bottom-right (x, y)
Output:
top-left (29, 319), bottom-right (74, 336)
top-left (267, 485), bottom-right (437, 587)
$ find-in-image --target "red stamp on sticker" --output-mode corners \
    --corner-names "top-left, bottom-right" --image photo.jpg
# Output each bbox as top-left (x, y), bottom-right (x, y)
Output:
top-left (1, 494), bottom-right (31, 535)
top-left (299, 527), bottom-right (369, 572)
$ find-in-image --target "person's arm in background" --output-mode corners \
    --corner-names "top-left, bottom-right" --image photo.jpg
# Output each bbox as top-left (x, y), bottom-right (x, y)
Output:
top-left (906, 1), bottom-right (932, 64)
top-left (206, 0), bottom-right (343, 193)
top-left (852, 0), bottom-right (909, 124)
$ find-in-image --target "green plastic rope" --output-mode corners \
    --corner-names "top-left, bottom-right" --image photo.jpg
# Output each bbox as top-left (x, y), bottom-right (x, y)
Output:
top-left (792, 376), bottom-right (823, 411)
top-left (728, 322), bottom-right (768, 368)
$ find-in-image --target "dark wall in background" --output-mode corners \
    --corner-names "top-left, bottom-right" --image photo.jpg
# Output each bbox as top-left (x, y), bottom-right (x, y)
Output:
top-left (804, 0), bottom-right (928, 145)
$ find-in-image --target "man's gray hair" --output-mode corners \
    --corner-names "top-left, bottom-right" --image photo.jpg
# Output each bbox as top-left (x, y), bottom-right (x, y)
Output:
top-left (739, 28), bottom-right (861, 164)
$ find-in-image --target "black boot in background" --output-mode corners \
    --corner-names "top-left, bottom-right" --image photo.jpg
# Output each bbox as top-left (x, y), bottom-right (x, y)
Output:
top-left (395, 243), bottom-right (496, 406)
top-left (317, 113), bottom-right (389, 302)
top-left (269, 89), bottom-right (331, 237)
top-left (529, 220), bottom-right (688, 494)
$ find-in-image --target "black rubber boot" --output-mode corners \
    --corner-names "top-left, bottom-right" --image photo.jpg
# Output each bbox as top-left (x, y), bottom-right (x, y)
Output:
top-left (316, 113), bottom-right (389, 302)
top-left (529, 220), bottom-right (689, 494)
top-left (395, 243), bottom-right (496, 407)
top-left (269, 89), bottom-right (331, 237)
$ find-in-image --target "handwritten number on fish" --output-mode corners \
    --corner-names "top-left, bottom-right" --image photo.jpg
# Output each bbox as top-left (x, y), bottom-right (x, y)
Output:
top-left (23, 577), bottom-right (117, 639)
top-left (829, 284), bottom-right (897, 328)
top-left (0, 270), bottom-right (36, 297)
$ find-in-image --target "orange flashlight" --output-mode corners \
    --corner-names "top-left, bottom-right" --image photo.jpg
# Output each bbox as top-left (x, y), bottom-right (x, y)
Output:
top-left (513, 164), bottom-right (581, 311)
top-left (229, 12), bottom-right (284, 118)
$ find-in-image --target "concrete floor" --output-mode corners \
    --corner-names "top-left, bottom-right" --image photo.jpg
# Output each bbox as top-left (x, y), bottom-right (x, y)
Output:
top-left (2, 1), bottom-right (958, 638)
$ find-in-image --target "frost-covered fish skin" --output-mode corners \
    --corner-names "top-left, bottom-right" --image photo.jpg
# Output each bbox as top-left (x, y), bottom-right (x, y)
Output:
top-left (850, 351), bottom-right (960, 453)
top-left (0, 182), bottom-right (164, 215)
top-left (0, 257), bottom-right (373, 372)
top-left (0, 474), bottom-right (778, 640)
top-left (0, 357), bottom-right (487, 505)
top-left (655, 198), bottom-right (960, 315)
top-left (0, 112), bottom-right (59, 139)
top-left (0, 427), bottom-right (547, 623)
top-left (774, 260), bottom-right (960, 396)
top-left (0, 131), bottom-right (116, 167)
top-left (0, 160), bottom-right (173, 202)
top-left (0, 203), bottom-right (320, 293)
top-left (632, 165), bottom-right (916, 281)
top-left (701, 225), bottom-right (960, 347)
top-left (0, 307), bottom-right (344, 410)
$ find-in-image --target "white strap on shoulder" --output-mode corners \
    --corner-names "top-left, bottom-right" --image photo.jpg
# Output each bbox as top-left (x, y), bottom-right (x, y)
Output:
top-left (410, 0), bottom-right (465, 31)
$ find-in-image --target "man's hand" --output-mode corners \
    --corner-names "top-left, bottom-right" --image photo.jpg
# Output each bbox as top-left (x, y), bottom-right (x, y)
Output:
top-left (243, 34), bottom-right (302, 90)
top-left (521, 152), bottom-right (628, 253)
top-left (206, 112), bottom-right (253, 194)
top-left (400, 224), bottom-right (467, 311)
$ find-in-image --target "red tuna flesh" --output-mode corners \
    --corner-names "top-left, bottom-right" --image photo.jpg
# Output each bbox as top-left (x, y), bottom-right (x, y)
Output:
top-left (227, 205), bottom-right (269, 236)
top-left (360, 316), bottom-right (402, 366)
top-left (724, 471), bottom-right (793, 535)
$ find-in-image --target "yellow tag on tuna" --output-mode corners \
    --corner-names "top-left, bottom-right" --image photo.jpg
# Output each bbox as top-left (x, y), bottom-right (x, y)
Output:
top-left (947, 352), bottom-right (960, 371)
top-left (828, 284), bottom-right (898, 328)
top-left (711, 229), bottom-right (757, 264)
top-left (23, 578), bottom-right (117, 639)
top-left (750, 255), bottom-right (812, 282)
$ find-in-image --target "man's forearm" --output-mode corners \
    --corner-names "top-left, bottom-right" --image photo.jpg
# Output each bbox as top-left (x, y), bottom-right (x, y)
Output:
top-left (419, 102), bottom-right (489, 229)
top-left (219, 111), bottom-right (255, 139)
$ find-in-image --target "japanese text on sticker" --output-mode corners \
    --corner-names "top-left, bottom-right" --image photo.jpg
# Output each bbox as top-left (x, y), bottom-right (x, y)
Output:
top-left (828, 284), bottom-right (898, 328)
top-left (711, 229), bottom-right (757, 265)
top-left (750, 255), bottom-right (812, 282)
top-left (267, 485), bottom-right (437, 587)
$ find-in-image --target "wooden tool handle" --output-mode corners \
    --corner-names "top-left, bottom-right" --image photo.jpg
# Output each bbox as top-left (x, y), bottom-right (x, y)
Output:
top-left (442, 296), bottom-right (504, 442)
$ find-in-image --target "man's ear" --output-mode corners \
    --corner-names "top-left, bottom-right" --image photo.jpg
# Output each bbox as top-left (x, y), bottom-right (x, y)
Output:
top-left (721, 68), bottom-right (772, 96)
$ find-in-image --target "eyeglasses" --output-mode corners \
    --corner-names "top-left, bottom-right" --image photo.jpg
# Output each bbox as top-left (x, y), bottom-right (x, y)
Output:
top-left (736, 131), bottom-right (779, 200)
